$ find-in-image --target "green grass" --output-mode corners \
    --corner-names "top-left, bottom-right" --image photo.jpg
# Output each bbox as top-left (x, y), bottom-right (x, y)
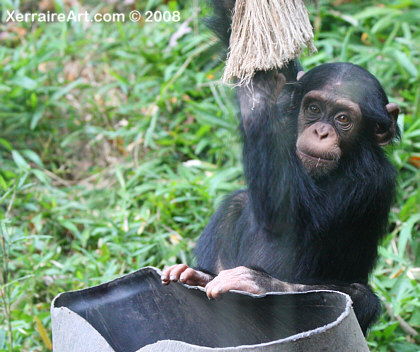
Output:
top-left (0, 0), bottom-right (419, 351)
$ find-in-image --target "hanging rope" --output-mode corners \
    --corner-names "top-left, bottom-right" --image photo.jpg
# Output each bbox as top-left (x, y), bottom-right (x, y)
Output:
top-left (223, 0), bottom-right (316, 86)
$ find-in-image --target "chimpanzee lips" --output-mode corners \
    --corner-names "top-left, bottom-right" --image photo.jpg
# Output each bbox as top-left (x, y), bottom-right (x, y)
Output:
top-left (296, 148), bottom-right (338, 163)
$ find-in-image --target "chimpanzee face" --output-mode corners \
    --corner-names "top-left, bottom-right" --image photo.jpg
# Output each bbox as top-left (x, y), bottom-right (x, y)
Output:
top-left (296, 88), bottom-right (363, 177)
top-left (295, 86), bottom-right (399, 178)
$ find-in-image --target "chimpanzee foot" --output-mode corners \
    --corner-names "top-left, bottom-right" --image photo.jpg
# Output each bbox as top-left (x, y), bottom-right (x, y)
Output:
top-left (161, 264), bottom-right (213, 287)
top-left (205, 266), bottom-right (267, 299)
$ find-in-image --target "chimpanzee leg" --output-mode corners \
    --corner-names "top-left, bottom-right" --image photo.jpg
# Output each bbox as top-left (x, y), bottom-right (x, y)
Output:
top-left (304, 282), bottom-right (380, 336)
top-left (334, 283), bottom-right (381, 336)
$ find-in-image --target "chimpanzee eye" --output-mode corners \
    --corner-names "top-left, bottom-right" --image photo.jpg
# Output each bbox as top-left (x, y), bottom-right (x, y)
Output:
top-left (308, 104), bottom-right (320, 113)
top-left (336, 114), bottom-right (349, 124)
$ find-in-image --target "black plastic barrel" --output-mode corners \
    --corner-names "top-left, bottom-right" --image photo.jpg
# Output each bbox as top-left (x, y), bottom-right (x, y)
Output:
top-left (51, 267), bottom-right (369, 352)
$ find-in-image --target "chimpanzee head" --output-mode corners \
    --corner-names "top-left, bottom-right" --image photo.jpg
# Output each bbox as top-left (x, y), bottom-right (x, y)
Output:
top-left (294, 63), bottom-right (399, 178)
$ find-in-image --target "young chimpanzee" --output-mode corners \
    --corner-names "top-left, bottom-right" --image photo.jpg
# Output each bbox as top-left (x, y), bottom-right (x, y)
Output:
top-left (161, 0), bottom-right (400, 335)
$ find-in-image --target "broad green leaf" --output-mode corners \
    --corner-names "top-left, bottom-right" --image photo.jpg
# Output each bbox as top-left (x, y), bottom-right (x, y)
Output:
top-left (12, 150), bottom-right (30, 170)
top-left (0, 138), bottom-right (12, 151)
top-left (398, 214), bottom-right (420, 257)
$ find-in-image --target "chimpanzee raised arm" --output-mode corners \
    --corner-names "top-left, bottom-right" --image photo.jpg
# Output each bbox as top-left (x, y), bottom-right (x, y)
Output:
top-left (162, 0), bottom-right (399, 335)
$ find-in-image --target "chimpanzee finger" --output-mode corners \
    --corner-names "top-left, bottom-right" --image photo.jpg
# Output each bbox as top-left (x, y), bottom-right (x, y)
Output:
top-left (179, 268), bottom-right (197, 284)
top-left (169, 264), bottom-right (189, 281)
top-left (161, 265), bottom-right (176, 284)
top-left (180, 268), bottom-right (202, 285)
top-left (161, 264), bottom-right (188, 284)
top-left (297, 71), bottom-right (305, 80)
top-left (180, 268), bottom-right (213, 287)
top-left (205, 279), bottom-right (228, 300)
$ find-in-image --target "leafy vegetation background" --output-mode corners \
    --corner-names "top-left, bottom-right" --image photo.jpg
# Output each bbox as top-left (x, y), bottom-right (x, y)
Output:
top-left (0, 0), bottom-right (418, 351)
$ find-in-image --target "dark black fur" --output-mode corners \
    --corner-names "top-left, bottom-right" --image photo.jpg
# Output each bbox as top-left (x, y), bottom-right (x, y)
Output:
top-left (195, 0), bottom-right (398, 335)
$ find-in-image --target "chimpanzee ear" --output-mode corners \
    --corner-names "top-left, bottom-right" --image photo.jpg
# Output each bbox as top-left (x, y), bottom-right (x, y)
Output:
top-left (386, 103), bottom-right (400, 122)
top-left (375, 103), bottom-right (400, 146)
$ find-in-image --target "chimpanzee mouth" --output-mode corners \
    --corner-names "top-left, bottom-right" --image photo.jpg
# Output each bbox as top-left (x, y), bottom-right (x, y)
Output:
top-left (296, 148), bottom-right (337, 163)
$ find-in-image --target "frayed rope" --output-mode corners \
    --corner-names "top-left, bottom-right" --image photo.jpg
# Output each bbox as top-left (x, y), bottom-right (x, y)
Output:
top-left (223, 0), bottom-right (316, 86)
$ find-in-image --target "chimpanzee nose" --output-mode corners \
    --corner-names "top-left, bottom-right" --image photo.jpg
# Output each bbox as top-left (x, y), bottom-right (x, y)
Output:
top-left (314, 124), bottom-right (331, 140)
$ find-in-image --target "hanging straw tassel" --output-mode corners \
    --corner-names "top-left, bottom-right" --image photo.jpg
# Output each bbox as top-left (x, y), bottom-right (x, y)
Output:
top-left (223, 0), bottom-right (316, 86)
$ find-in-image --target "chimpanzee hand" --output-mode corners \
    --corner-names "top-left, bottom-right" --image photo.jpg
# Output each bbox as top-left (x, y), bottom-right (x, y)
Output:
top-left (205, 266), bottom-right (268, 299)
top-left (161, 264), bottom-right (213, 287)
